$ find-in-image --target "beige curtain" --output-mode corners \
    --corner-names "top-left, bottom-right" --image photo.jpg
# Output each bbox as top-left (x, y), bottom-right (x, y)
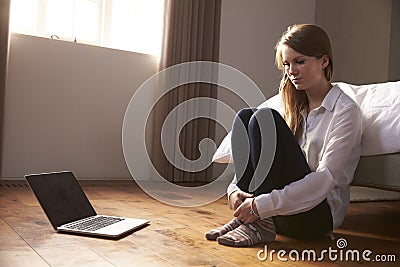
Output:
top-left (150, 0), bottom-right (222, 183)
top-left (0, 0), bottom-right (11, 178)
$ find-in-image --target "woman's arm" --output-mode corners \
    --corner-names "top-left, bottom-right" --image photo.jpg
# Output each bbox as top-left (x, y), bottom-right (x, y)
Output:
top-left (227, 175), bottom-right (253, 210)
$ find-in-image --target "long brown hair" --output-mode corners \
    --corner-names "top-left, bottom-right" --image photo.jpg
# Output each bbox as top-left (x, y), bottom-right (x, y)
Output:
top-left (275, 24), bottom-right (333, 140)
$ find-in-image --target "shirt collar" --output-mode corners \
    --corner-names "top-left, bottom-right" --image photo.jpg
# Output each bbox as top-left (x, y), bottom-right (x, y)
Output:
top-left (320, 84), bottom-right (342, 112)
top-left (299, 84), bottom-right (342, 118)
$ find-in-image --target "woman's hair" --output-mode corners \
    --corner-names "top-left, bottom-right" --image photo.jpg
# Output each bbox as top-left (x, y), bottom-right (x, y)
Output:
top-left (275, 24), bottom-right (333, 140)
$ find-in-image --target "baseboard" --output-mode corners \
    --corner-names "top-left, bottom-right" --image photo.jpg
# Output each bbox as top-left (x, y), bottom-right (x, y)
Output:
top-left (351, 181), bottom-right (400, 192)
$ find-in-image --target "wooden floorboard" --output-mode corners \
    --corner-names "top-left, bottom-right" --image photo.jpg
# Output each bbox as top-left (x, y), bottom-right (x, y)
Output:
top-left (0, 180), bottom-right (399, 266)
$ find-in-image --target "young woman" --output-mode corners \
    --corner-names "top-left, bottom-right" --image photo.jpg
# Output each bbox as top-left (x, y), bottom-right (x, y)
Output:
top-left (206, 24), bottom-right (363, 247)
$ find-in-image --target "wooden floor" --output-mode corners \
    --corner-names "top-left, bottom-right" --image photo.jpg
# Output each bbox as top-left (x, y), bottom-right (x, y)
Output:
top-left (0, 180), bottom-right (399, 267)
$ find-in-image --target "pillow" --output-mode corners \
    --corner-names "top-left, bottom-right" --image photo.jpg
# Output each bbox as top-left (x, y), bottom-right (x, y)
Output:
top-left (336, 81), bottom-right (400, 156)
top-left (212, 132), bottom-right (233, 163)
top-left (212, 81), bottom-right (400, 162)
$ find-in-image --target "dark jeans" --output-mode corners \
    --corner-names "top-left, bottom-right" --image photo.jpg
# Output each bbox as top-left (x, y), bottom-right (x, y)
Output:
top-left (231, 108), bottom-right (333, 240)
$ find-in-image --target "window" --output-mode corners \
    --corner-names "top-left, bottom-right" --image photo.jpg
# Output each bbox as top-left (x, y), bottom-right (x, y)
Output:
top-left (10, 0), bottom-right (165, 57)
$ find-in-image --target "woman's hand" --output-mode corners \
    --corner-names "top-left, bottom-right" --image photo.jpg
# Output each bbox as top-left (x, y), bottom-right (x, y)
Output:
top-left (229, 190), bottom-right (253, 210)
top-left (234, 198), bottom-right (260, 224)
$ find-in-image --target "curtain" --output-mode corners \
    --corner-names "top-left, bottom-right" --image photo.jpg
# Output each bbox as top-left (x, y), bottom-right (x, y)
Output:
top-left (150, 0), bottom-right (222, 183)
top-left (0, 0), bottom-right (11, 178)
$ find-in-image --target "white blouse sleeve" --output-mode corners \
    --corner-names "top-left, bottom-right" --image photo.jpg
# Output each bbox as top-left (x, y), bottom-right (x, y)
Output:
top-left (227, 174), bottom-right (240, 209)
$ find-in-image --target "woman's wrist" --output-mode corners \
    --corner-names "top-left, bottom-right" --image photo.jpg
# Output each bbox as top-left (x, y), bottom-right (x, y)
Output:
top-left (251, 198), bottom-right (260, 218)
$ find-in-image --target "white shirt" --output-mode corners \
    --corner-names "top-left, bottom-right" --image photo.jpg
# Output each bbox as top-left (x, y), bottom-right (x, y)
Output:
top-left (227, 85), bottom-right (363, 229)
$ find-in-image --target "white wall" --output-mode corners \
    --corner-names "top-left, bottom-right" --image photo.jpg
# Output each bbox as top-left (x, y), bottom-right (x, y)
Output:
top-left (219, 0), bottom-right (316, 101)
top-left (315, 0), bottom-right (394, 85)
top-left (389, 0), bottom-right (400, 81)
top-left (2, 34), bottom-right (158, 179)
top-left (219, 0), bottom-right (399, 97)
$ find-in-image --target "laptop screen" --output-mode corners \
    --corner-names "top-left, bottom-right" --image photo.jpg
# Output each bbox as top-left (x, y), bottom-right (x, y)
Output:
top-left (25, 172), bottom-right (96, 229)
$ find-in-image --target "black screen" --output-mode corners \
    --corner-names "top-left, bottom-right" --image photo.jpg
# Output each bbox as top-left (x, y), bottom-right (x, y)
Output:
top-left (25, 171), bottom-right (97, 229)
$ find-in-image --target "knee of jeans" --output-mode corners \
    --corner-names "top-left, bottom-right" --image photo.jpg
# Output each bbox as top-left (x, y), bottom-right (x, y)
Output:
top-left (248, 108), bottom-right (282, 140)
top-left (254, 108), bottom-right (284, 126)
top-left (248, 114), bottom-right (259, 134)
top-left (254, 107), bottom-right (273, 116)
top-left (235, 107), bottom-right (258, 122)
top-left (249, 108), bottom-right (272, 128)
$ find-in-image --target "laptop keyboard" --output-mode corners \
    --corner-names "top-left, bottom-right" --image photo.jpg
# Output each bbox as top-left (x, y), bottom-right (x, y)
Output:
top-left (63, 216), bottom-right (125, 232)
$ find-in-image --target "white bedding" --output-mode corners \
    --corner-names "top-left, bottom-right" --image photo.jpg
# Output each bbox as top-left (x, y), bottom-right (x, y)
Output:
top-left (336, 81), bottom-right (400, 156)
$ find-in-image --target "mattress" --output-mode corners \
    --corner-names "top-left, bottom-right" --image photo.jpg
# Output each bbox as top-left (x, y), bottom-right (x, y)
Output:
top-left (352, 152), bottom-right (400, 191)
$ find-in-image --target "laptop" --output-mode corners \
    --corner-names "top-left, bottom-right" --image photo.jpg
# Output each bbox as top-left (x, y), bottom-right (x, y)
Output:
top-left (25, 171), bottom-right (149, 238)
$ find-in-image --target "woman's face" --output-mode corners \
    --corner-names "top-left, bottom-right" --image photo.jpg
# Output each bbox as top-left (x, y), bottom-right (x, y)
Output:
top-left (281, 45), bottom-right (328, 91)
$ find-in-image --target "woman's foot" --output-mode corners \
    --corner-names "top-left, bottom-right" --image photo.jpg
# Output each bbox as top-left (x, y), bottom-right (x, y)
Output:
top-left (205, 218), bottom-right (242, 240)
top-left (216, 218), bottom-right (275, 247)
